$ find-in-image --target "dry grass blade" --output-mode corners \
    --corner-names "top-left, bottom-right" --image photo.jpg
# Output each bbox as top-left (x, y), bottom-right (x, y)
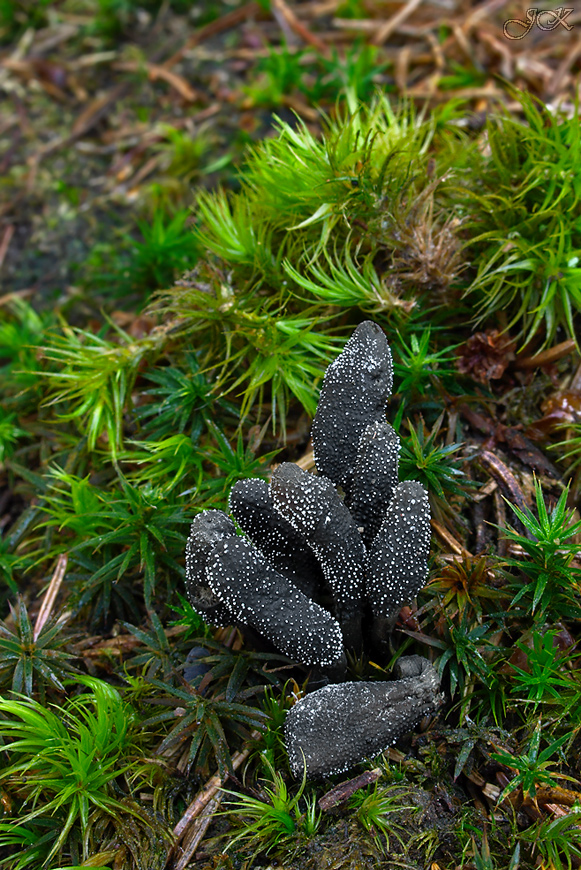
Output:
top-left (161, 2), bottom-right (262, 70)
top-left (271, 0), bottom-right (329, 53)
top-left (550, 39), bottom-right (581, 96)
top-left (33, 553), bottom-right (68, 641)
top-left (430, 519), bottom-right (473, 557)
top-left (113, 62), bottom-right (200, 102)
top-left (0, 226), bottom-right (14, 271)
top-left (171, 796), bottom-right (222, 870)
top-left (461, 0), bottom-right (511, 32)
top-left (295, 450), bottom-right (316, 472)
top-left (372, 0), bottom-right (425, 46)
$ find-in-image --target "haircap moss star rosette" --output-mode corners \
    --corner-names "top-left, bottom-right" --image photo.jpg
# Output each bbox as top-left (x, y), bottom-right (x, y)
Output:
top-left (185, 321), bottom-right (441, 778)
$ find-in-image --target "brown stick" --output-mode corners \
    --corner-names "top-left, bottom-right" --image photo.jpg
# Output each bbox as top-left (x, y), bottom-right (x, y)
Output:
top-left (0, 225), bottom-right (14, 270)
top-left (172, 730), bottom-right (262, 842)
top-left (161, 2), bottom-right (261, 70)
top-left (514, 339), bottom-right (577, 370)
top-left (479, 450), bottom-right (528, 513)
top-left (319, 768), bottom-right (382, 810)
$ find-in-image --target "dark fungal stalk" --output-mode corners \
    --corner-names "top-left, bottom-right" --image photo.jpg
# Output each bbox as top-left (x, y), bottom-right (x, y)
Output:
top-left (184, 320), bottom-right (438, 777)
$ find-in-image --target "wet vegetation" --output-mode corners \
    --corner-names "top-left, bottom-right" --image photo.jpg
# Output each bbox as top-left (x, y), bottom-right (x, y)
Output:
top-left (1, 0), bottom-right (581, 867)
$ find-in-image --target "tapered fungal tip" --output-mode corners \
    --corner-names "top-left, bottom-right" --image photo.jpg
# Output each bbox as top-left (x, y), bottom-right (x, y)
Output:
top-left (184, 510), bottom-right (238, 625)
top-left (312, 320), bottom-right (393, 494)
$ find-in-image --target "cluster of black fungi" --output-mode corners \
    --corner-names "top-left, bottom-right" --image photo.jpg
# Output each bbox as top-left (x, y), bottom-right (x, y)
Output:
top-left (185, 322), bottom-right (442, 777)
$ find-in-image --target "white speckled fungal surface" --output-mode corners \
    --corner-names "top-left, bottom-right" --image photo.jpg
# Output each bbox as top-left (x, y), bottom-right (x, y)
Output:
top-left (270, 462), bottom-right (366, 649)
top-left (365, 481), bottom-right (431, 617)
top-left (348, 419), bottom-right (400, 546)
top-left (185, 510), bottom-right (238, 626)
top-left (285, 656), bottom-right (442, 778)
top-left (311, 320), bottom-right (393, 495)
top-left (206, 536), bottom-right (345, 667)
top-left (229, 477), bottom-right (322, 598)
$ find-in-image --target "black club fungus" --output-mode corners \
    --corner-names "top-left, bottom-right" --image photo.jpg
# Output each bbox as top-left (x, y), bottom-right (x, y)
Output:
top-left (184, 321), bottom-right (439, 777)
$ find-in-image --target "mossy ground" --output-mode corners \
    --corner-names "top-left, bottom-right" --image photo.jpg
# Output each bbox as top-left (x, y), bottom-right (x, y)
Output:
top-left (1, 2), bottom-right (581, 868)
